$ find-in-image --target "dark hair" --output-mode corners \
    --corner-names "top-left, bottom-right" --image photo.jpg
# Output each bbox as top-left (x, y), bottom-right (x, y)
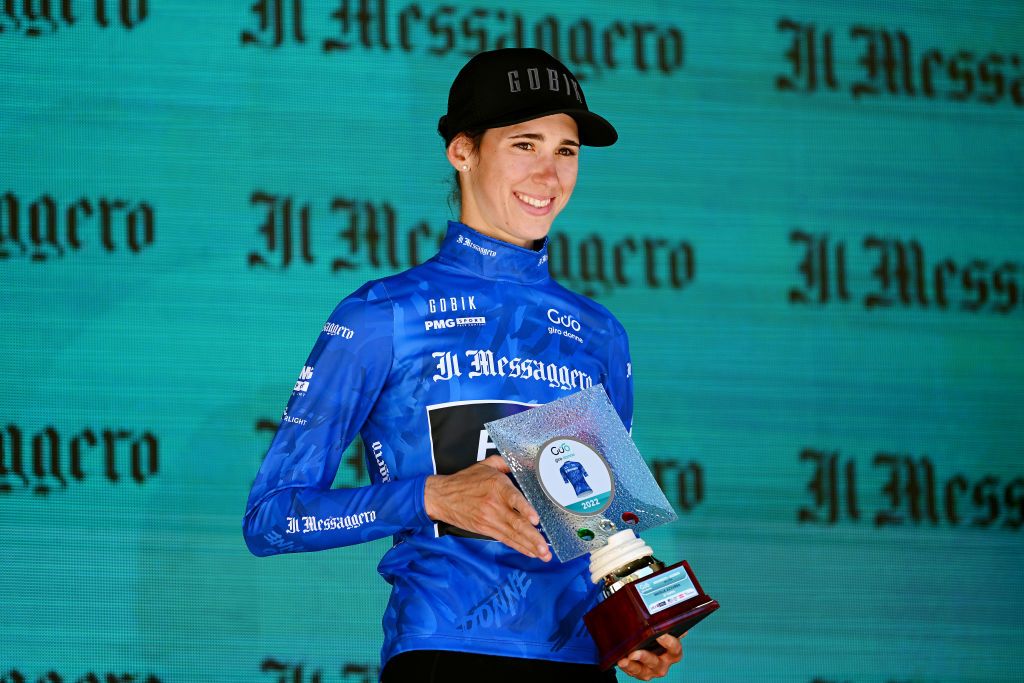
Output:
top-left (446, 128), bottom-right (487, 216)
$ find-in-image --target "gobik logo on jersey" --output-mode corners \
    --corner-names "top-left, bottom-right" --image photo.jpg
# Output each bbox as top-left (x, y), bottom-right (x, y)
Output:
top-left (426, 399), bottom-right (534, 540)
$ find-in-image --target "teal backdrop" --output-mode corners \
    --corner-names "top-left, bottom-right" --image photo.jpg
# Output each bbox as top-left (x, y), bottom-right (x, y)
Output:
top-left (2, 1), bottom-right (1022, 681)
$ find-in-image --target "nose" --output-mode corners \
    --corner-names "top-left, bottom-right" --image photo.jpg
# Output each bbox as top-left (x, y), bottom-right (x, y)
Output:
top-left (531, 154), bottom-right (558, 191)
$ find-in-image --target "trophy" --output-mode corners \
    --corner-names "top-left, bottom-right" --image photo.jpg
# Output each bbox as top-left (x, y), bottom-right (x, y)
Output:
top-left (485, 385), bottom-right (719, 670)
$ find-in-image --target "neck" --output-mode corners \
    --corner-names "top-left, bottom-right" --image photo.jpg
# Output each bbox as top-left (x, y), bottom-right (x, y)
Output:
top-left (458, 216), bottom-right (533, 249)
top-left (436, 220), bottom-right (551, 284)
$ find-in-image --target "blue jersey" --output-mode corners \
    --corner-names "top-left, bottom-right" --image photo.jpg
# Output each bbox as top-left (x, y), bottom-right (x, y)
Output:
top-left (243, 220), bottom-right (634, 669)
top-left (559, 460), bottom-right (593, 497)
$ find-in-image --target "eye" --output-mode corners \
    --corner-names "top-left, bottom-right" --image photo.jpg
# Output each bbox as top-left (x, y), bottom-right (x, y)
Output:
top-left (513, 141), bottom-right (534, 151)
top-left (558, 147), bottom-right (578, 157)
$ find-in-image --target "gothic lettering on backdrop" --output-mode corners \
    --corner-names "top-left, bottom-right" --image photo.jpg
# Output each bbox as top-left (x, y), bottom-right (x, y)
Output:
top-left (0, 193), bottom-right (155, 261)
top-left (789, 230), bottom-right (1023, 314)
top-left (0, 0), bottom-right (148, 36)
top-left (0, 670), bottom-right (162, 683)
top-left (247, 191), bottom-right (697, 297)
top-left (240, 1), bottom-right (684, 79)
top-left (260, 658), bottom-right (379, 683)
top-left (0, 424), bottom-right (159, 495)
top-left (651, 458), bottom-right (705, 514)
top-left (777, 17), bottom-right (1024, 106)
top-left (798, 448), bottom-right (1023, 531)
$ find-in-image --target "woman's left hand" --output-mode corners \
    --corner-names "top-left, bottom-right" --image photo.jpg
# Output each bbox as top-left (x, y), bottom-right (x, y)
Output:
top-left (617, 632), bottom-right (685, 680)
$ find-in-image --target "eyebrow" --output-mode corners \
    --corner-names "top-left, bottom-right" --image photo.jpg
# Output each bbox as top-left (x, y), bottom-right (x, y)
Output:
top-left (508, 133), bottom-right (580, 148)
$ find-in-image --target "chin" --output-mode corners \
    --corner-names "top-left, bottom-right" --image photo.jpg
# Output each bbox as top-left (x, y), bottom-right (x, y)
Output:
top-left (498, 218), bottom-right (549, 243)
top-left (525, 214), bottom-right (560, 234)
top-left (518, 224), bottom-right (554, 244)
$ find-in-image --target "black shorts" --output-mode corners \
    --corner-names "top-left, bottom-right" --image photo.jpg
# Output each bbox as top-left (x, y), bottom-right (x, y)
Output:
top-left (381, 650), bottom-right (618, 683)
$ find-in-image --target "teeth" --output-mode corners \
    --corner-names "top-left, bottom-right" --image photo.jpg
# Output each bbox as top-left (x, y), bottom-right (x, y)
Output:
top-left (515, 192), bottom-right (552, 208)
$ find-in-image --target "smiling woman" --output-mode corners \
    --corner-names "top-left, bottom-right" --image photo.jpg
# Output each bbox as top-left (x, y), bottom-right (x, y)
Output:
top-left (434, 49), bottom-right (612, 251)
top-left (244, 47), bottom-right (681, 683)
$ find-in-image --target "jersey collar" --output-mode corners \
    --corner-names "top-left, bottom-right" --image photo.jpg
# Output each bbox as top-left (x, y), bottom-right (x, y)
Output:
top-left (436, 220), bottom-right (551, 284)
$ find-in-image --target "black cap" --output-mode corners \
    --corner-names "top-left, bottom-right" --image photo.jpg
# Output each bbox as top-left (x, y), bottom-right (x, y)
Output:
top-left (438, 48), bottom-right (617, 148)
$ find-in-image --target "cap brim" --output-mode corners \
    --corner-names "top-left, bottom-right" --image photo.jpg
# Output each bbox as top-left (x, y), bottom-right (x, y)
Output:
top-left (467, 107), bottom-right (618, 147)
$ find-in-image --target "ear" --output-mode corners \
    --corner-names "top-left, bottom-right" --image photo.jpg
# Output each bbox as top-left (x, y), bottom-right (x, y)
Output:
top-left (445, 132), bottom-right (479, 172)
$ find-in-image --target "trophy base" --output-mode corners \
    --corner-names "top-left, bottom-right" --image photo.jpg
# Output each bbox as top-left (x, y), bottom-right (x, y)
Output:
top-left (583, 560), bottom-right (719, 671)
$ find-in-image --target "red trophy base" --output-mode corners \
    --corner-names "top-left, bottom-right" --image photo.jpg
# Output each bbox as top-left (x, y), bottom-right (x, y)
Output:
top-left (583, 560), bottom-right (719, 671)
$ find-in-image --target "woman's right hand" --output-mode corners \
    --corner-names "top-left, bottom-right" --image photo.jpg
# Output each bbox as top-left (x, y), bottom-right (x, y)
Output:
top-left (424, 455), bottom-right (552, 561)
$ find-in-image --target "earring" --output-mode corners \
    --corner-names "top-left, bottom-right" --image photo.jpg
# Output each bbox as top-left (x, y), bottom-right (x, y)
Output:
top-left (461, 164), bottom-right (469, 171)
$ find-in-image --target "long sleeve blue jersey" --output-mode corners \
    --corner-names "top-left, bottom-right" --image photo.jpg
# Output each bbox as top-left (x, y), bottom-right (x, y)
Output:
top-left (560, 460), bottom-right (593, 496)
top-left (243, 220), bottom-right (634, 669)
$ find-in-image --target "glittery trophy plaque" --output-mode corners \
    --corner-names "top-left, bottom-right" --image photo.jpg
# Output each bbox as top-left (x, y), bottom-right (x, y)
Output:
top-left (485, 385), bottom-right (719, 670)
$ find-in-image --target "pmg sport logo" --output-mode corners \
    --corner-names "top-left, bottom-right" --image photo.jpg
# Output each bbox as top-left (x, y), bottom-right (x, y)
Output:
top-left (424, 316), bottom-right (487, 331)
top-left (546, 308), bottom-right (584, 343)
